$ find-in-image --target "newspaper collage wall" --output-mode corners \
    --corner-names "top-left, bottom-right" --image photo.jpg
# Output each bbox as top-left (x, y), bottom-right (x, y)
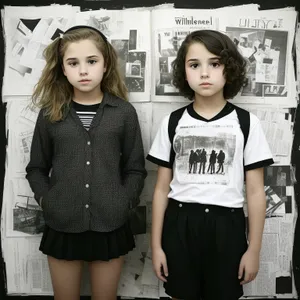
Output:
top-left (1, 3), bottom-right (299, 298)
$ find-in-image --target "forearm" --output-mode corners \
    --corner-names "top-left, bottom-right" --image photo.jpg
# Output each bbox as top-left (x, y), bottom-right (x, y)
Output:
top-left (246, 189), bottom-right (266, 253)
top-left (151, 189), bottom-right (169, 250)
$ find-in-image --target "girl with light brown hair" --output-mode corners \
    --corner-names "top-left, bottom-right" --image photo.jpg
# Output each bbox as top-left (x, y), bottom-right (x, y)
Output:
top-left (26, 25), bottom-right (147, 300)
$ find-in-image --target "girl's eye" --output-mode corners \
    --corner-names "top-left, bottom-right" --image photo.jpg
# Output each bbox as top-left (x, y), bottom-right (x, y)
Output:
top-left (68, 62), bottom-right (77, 67)
top-left (190, 63), bottom-right (199, 69)
top-left (211, 62), bottom-right (220, 68)
top-left (88, 60), bottom-right (97, 65)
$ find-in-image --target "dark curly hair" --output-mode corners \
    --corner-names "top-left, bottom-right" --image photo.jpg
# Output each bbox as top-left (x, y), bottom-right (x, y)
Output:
top-left (172, 30), bottom-right (247, 100)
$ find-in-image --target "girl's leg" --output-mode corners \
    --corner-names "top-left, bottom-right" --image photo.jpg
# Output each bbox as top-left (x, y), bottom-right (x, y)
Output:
top-left (47, 256), bottom-right (84, 300)
top-left (88, 256), bottom-right (124, 300)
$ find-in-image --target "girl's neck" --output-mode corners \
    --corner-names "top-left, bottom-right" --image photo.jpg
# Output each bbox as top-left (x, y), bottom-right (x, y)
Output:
top-left (73, 89), bottom-right (104, 105)
top-left (193, 92), bottom-right (227, 119)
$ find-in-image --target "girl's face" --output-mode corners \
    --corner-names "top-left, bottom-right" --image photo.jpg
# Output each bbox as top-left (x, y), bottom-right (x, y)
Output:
top-left (185, 42), bottom-right (226, 100)
top-left (62, 39), bottom-right (106, 97)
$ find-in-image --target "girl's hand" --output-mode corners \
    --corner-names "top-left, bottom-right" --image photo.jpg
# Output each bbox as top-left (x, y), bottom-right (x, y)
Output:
top-left (238, 249), bottom-right (260, 285)
top-left (152, 247), bottom-right (168, 282)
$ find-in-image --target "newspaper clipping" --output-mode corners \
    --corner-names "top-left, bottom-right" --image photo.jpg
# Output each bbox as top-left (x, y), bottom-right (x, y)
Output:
top-left (2, 5), bottom-right (79, 97)
top-left (219, 10), bottom-right (298, 107)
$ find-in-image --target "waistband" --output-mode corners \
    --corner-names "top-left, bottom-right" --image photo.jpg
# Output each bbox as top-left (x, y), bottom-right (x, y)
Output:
top-left (167, 198), bottom-right (244, 216)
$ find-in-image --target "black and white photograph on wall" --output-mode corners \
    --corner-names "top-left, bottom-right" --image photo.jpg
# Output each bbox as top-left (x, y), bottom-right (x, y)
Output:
top-left (111, 39), bottom-right (146, 93)
top-left (263, 165), bottom-right (294, 217)
top-left (126, 62), bottom-right (141, 77)
top-left (265, 185), bottom-right (293, 216)
top-left (264, 165), bottom-right (293, 187)
top-left (125, 51), bottom-right (146, 92)
top-left (226, 28), bottom-right (288, 98)
top-left (13, 196), bottom-right (44, 235)
top-left (155, 29), bottom-right (191, 96)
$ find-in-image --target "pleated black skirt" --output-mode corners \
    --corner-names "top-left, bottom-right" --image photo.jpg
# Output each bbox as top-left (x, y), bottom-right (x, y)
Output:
top-left (39, 222), bottom-right (135, 262)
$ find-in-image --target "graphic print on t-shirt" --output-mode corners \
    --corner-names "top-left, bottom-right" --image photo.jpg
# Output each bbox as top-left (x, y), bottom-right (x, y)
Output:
top-left (174, 124), bottom-right (236, 185)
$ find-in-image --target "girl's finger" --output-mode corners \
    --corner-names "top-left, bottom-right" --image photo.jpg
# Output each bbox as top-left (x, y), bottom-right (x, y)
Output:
top-left (238, 263), bottom-right (244, 279)
top-left (162, 261), bottom-right (169, 278)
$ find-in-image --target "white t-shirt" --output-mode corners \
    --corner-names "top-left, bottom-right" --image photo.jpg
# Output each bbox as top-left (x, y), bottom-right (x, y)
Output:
top-left (147, 102), bottom-right (274, 208)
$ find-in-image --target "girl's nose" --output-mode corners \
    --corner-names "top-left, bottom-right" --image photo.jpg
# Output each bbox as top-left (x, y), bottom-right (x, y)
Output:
top-left (79, 64), bottom-right (88, 76)
top-left (200, 66), bottom-right (209, 78)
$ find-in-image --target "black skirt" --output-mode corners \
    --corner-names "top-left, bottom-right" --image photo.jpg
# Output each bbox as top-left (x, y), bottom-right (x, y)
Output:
top-left (39, 222), bottom-right (135, 262)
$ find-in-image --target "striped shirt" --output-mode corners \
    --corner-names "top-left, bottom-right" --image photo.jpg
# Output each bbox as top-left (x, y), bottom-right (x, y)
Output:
top-left (72, 101), bottom-right (100, 130)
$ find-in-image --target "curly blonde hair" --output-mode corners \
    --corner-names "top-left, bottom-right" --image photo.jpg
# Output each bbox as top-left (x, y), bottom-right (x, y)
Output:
top-left (32, 27), bottom-right (128, 122)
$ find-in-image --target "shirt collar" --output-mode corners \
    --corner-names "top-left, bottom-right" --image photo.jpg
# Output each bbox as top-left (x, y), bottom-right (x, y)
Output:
top-left (102, 92), bottom-right (120, 107)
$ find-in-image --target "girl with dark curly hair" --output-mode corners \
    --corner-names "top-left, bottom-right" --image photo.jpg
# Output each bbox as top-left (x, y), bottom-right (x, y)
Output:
top-left (147, 30), bottom-right (274, 300)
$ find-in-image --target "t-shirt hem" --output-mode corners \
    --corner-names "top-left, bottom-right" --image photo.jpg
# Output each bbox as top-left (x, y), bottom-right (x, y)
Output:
top-left (146, 154), bottom-right (172, 169)
top-left (244, 158), bottom-right (274, 171)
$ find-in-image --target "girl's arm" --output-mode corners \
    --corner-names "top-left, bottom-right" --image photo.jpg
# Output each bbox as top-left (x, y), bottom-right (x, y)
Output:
top-left (121, 105), bottom-right (147, 207)
top-left (151, 166), bottom-right (172, 250)
top-left (245, 167), bottom-right (266, 253)
top-left (151, 166), bottom-right (172, 281)
top-left (239, 167), bottom-right (266, 284)
top-left (239, 113), bottom-right (273, 284)
top-left (26, 110), bottom-right (52, 205)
